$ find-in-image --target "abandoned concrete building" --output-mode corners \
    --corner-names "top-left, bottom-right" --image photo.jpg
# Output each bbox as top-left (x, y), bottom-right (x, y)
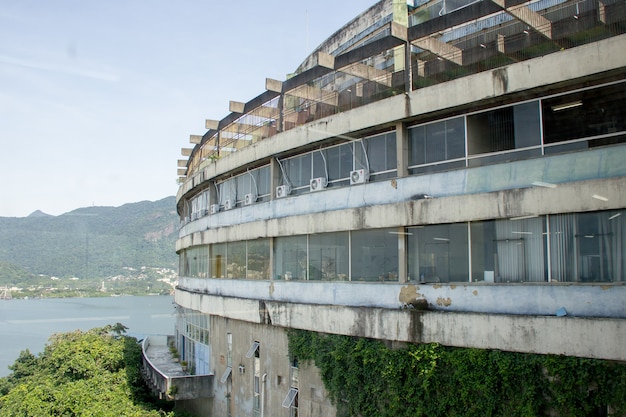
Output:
top-left (141, 0), bottom-right (626, 415)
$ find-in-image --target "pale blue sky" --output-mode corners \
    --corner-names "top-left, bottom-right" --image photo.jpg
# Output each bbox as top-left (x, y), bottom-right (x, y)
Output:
top-left (0, 1), bottom-right (375, 217)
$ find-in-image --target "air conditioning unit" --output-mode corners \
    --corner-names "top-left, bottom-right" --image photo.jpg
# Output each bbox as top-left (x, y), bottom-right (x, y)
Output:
top-left (201, 209), bottom-right (209, 217)
top-left (210, 204), bottom-right (220, 214)
top-left (309, 177), bottom-right (327, 192)
top-left (276, 184), bottom-right (292, 198)
top-left (244, 193), bottom-right (257, 206)
top-left (224, 199), bottom-right (233, 210)
top-left (350, 169), bottom-right (369, 185)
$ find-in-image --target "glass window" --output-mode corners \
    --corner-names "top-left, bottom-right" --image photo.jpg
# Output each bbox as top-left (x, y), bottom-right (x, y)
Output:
top-left (407, 223), bottom-right (469, 283)
top-left (219, 179), bottom-right (237, 207)
top-left (179, 250), bottom-right (188, 277)
top-left (351, 229), bottom-right (398, 281)
top-left (356, 132), bottom-right (397, 181)
top-left (247, 239), bottom-right (270, 279)
top-left (274, 236), bottom-right (308, 280)
top-left (227, 241), bottom-right (246, 279)
top-left (324, 143), bottom-right (352, 186)
top-left (409, 116), bottom-right (465, 166)
top-left (210, 243), bottom-right (226, 278)
top-left (549, 211), bottom-right (625, 282)
top-left (466, 101), bottom-right (541, 165)
top-left (542, 83), bottom-right (626, 147)
top-left (284, 153), bottom-right (312, 192)
top-left (309, 232), bottom-right (349, 280)
top-left (186, 246), bottom-right (209, 278)
top-left (471, 217), bottom-right (547, 282)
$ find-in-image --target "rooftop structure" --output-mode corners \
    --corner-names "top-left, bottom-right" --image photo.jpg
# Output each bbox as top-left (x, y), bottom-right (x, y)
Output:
top-left (143, 0), bottom-right (626, 415)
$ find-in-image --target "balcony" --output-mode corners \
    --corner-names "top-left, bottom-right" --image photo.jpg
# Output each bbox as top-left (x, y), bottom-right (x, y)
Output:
top-left (141, 335), bottom-right (214, 401)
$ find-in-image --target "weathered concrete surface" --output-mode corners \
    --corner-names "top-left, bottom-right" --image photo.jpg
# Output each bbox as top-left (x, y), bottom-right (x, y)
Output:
top-left (175, 290), bottom-right (626, 361)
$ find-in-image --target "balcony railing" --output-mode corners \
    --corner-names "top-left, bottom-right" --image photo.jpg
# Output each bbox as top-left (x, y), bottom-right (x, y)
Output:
top-left (141, 335), bottom-right (214, 401)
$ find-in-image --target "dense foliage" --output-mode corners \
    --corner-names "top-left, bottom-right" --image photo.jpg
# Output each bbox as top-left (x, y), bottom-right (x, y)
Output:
top-left (0, 324), bottom-right (193, 417)
top-left (0, 197), bottom-right (177, 280)
top-left (288, 330), bottom-right (626, 417)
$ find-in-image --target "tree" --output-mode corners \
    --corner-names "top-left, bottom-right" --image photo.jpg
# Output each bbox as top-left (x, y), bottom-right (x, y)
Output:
top-left (0, 324), bottom-right (194, 417)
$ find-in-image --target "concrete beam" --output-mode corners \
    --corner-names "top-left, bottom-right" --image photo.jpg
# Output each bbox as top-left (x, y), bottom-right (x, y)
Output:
top-left (229, 101), bottom-right (245, 114)
top-left (177, 159), bottom-right (188, 167)
top-left (317, 52), bottom-right (335, 69)
top-left (205, 119), bottom-right (219, 130)
top-left (337, 62), bottom-right (393, 87)
top-left (190, 135), bottom-right (202, 144)
top-left (266, 78), bottom-right (283, 93)
top-left (491, 0), bottom-right (552, 39)
top-left (286, 84), bottom-right (339, 107)
top-left (413, 36), bottom-right (463, 66)
top-left (249, 105), bottom-right (279, 120)
top-left (181, 148), bottom-right (193, 157)
top-left (177, 168), bottom-right (187, 176)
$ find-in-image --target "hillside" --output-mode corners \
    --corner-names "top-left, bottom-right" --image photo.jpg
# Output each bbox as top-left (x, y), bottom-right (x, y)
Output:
top-left (0, 197), bottom-right (178, 283)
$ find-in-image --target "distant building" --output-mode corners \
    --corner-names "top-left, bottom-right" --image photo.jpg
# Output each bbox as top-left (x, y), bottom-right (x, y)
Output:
top-left (141, 0), bottom-right (626, 415)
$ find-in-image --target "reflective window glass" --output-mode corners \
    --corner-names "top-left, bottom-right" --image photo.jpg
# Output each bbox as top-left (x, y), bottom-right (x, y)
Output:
top-left (351, 229), bottom-right (398, 281)
top-left (407, 223), bottom-right (469, 283)
top-left (227, 241), bottom-right (246, 278)
top-left (309, 232), bottom-right (349, 280)
top-left (471, 217), bottom-right (546, 282)
top-left (274, 236), bottom-right (308, 280)
top-left (247, 239), bottom-right (270, 280)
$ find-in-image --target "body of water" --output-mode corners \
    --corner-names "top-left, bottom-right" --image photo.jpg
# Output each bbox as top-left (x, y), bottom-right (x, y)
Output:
top-left (0, 295), bottom-right (176, 377)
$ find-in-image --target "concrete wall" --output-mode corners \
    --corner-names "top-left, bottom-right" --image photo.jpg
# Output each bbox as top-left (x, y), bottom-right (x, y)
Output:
top-left (206, 315), bottom-right (335, 417)
top-left (179, 277), bottom-right (626, 319)
top-left (176, 290), bottom-right (626, 362)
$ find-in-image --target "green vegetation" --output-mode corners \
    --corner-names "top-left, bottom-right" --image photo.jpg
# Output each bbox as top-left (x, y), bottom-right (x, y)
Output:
top-left (0, 197), bottom-right (178, 298)
top-left (0, 324), bottom-right (194, 417)
top-left (288, 330), bottom-right (626, 417)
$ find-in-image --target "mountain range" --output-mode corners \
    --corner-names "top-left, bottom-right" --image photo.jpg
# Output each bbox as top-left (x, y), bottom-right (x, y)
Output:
top-left (0, 197), bottom-right (178, 284)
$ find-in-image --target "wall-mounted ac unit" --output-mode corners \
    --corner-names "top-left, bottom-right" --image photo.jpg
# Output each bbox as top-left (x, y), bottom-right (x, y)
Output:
top-left (244, 193), bottom-right (257, 206)
top-left (276, 184), bottom-right (292, 198)
top-left (210, 204), bottom-right (220, 214)
top-left (350, 169), bottom-right (369, 185)
top-left (224, 199), bottom-right (233, 210)
top-left (201, 209), bottom-right (209, 217)
top-left (309, 177), bottom-right (327, 192)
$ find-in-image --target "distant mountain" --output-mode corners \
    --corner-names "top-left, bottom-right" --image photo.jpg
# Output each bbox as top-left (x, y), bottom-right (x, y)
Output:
top-left (0, 197), bottom-right (178, 280)
top-left (28, 210), bottom-right (52, 218)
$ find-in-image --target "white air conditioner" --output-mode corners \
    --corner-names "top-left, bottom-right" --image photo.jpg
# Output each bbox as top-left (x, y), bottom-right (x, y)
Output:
top-left (210, 204), bottom-right (220, 214)
top-left (224, 199), bottom-right (233, 210)
top-left (244, 193), bottom-right (257, 206)
top-left (309, 177), bottom-right (327, 192)
top-left (350, 169), bottom-right (369, 185)
top-left (276, 184), bottom-right (292, 198)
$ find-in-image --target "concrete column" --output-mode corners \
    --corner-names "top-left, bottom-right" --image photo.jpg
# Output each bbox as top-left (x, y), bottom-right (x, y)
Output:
top-left (270, 157), bottom-right (281, 201)
top-left (397, 226), bottom-right (408, 283)
top-left (396, 121), bottom-right (409, 178)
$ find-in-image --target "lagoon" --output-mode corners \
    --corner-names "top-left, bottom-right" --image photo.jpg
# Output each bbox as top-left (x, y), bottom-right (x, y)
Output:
top-left (0, 295), bottom-right (175, 377)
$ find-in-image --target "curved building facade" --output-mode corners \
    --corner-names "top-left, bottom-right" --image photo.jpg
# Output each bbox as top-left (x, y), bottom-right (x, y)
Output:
top-left (157, 0), bottom-right (626, 415)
